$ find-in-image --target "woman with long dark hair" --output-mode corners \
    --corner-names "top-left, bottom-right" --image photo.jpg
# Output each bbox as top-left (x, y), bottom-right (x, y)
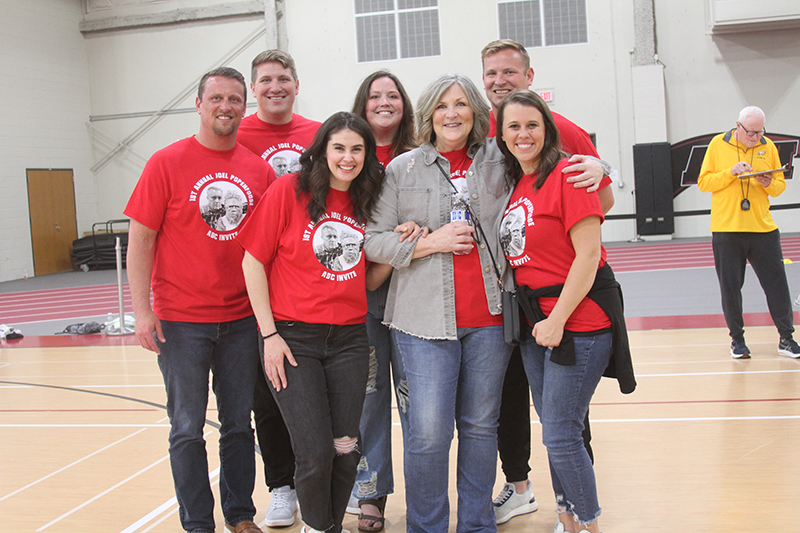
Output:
top-left (240, 112), bottom-right (384, 533)
top-left (347, 70), bottom-right (418, 532)
top-left (495, 90), bottom-right (634, 533)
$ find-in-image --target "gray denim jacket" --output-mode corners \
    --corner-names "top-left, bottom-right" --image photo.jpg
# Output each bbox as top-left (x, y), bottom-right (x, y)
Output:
top-left (364, 140), bottom-right (514, 340)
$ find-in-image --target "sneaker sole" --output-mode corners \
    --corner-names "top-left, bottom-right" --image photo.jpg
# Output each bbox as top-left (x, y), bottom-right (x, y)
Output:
top-left (265, 515), bottom-right (296, 528)
top-left (346, 505), bottom-right (360, 515)
top-left (777, 348), bottom-right (800, 359)
top-left (731, 351), bottom-right (750, 359)
top-left (495, 501), bottom-right (539, 525)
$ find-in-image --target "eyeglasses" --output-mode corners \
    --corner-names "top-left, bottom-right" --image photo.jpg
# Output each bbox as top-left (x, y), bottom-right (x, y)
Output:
top-left (738, 122), bottom-right (765, 138)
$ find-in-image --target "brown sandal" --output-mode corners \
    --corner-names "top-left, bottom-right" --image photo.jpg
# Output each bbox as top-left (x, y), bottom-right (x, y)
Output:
top-left (357, 495), bottom-right (387, 533)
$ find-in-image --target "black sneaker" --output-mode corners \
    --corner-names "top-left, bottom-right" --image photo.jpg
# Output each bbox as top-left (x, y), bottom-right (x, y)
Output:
top-left (731, 337), bottom-right (750, 359)
top-left (778, 337), bottom-right (800, 359)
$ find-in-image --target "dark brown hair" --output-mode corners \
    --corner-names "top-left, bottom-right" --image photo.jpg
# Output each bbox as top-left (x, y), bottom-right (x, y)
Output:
top-left (296, 112), bottom-right (384, 224)
top-left (496, 89), bottom-right (563, 191)
top-left (351, 70), bottom-right (417, 159)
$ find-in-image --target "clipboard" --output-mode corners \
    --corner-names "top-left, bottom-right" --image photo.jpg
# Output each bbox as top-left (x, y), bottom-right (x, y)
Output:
top-left (737, 165), bottom-right (788, 179)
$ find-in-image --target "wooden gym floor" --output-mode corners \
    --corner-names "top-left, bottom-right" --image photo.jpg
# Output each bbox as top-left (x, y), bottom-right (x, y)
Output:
top-left (2, 237), bottom-right (800, 532)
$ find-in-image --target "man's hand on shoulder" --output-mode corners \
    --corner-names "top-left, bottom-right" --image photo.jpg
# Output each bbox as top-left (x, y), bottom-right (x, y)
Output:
top-left (564, 154), bottom-right (604, 193)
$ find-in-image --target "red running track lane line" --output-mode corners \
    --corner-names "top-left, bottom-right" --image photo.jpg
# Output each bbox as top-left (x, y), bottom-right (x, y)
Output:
top-left (0, 284), bottom-right (135, 324)
top-left (605, 235), bottom-right (800, 273)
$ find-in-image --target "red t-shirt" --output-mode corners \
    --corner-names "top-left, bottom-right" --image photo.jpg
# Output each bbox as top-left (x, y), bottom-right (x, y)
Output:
top-left (237, 113), bottom-right (321, 177)
top-left (440, 147), bottom-right (503, 328)
top-left (237, 175), bottom-right (367, 325)
top-left (501, 159), bottom-right (610, 331)
top-left (376, 144), bottom-right (393, 167)
top-left (124, 136), bottom-right (275, 322)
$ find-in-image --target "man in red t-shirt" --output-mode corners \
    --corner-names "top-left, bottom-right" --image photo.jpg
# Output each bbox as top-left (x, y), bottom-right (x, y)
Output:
top-left (480, 39), bottom-right (614, 525)
top-left (236, 49), bottom-right (322, 527)
top-left (237, 50), bottom-right (321, 179)
top-left (125, 67), bottom-right (273, 533)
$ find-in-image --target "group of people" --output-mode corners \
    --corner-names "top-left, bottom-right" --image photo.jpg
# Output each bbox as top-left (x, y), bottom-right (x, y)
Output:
top-left (122, 35), bottom-right (800, 533)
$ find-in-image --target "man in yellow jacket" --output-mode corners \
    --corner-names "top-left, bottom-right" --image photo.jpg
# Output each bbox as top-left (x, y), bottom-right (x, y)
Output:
top-left (698, 105), bottom-right (799, 359)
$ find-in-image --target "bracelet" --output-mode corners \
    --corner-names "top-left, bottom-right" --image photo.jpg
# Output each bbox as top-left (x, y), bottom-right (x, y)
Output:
top-left (262, 330), bottom-right (279, 340)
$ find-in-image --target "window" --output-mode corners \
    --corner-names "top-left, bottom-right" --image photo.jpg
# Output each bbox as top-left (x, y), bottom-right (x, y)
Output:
top-left (498, 0), bottom-right (587, 48)
top-left (355, 0), bottom-right (440, 62)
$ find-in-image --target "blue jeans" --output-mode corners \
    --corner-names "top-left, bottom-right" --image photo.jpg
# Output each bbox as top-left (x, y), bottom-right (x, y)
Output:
top-left (352, 286), bottom-right (410, 501)
top-left (156, 316), bottom-right (259, 533)
top-left (393, 326), bottom-right (511, 533)
top-left (270, 321), bottom-right (369, 533)
top-left (520, 330), bottom-right (611, 525)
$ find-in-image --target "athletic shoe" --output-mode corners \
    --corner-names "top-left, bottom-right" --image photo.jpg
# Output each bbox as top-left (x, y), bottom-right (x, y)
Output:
top-left (778, 337), bottom-right (800, 358)
top-left (300, 527), bottom-right (348, 533)
top-left (265, 485), bottom-right (297, 527)
top-left (346, 494), bottom-right (360, 515)
top-left (493, 480), bottom-right (538, 525)
top-left (730, 337), bottom-right (751, 359)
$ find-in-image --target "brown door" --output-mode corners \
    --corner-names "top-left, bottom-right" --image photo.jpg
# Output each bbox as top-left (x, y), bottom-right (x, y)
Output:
top-left (27, 169), bottom-right (78, 275)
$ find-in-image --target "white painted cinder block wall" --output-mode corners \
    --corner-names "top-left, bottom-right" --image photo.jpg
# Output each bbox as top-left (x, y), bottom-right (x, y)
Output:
top-left (3, 0), bottom-right (800, 282)
top-left (0, 0), bottom-right (98, 282)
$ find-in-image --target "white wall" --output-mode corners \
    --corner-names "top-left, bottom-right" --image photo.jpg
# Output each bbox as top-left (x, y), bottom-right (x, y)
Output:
top-left (0, 0), bottom-right (98, 282)
top-left (84, 14), bottom-right (267, 221)
top-left (3, 0), bottom-right (800, 282)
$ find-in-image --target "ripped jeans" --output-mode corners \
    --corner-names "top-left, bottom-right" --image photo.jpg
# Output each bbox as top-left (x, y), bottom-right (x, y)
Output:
top-left (269, 321), bottom-right (369, 533)
top-left (352, 285), bottom-right (410, 501)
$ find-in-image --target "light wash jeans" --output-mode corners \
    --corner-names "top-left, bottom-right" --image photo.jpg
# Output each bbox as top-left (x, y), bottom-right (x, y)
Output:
top-left (520, 330), bottom-right (611, 525)
top-left (156, 316), bottom-right (259, 533)
top-left (352, 283), bottom-right (410, 501)
top-left (393, 325), bottom-right (511, 533)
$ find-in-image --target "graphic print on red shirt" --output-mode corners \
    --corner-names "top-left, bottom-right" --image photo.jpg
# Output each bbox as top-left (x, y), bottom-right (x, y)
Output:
top-left (501, 159), bottom-right (610, 331)
top-left (236, 113), bottom-right (321, 177)
top-left (237, 175), bottom-right (367, 325)
top-left (124, 136), bottom-right (273, 322)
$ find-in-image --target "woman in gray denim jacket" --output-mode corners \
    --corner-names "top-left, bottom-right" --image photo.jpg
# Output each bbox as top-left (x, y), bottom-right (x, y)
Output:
top-left (364, 73), bottom-right (515, 533)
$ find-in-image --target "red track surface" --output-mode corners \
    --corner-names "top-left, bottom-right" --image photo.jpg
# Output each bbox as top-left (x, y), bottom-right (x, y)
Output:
top-left (605, 235), bottom-right (800, 273)
top-left (1, 236), bottom-right (799, 346)
top-left (0, 284), bottom-right (133, 324)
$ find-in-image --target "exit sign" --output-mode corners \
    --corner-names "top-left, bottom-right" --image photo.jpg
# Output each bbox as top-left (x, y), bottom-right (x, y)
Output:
top-left (537, 89), bottom-right (554, 102)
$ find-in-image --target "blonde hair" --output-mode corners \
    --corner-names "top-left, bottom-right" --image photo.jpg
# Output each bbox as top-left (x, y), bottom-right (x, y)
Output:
top-left (480, 39), bottom-right (530, 70)
top-left (416, 74), bottom-right (490, 147)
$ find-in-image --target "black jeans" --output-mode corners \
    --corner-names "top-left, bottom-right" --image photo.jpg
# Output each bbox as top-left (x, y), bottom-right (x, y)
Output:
top-left (712, 230), bottom-right (795, 340)
top-left (269, 321), bottom-right (369, 532)
top-left (253, 366), bottom-right (295, 490)
top-left (498, 345), bottom-right (593, 483)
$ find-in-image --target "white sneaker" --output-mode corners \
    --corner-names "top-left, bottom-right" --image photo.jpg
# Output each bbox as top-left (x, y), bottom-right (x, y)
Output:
top-left (346, 494), bottom-right (360, 515)
top-left (300, 527), bottom-right (349, 533)
top-left (265, 485), bottom-right (297, 527)
top-left (493, 480), bottom-right (538, 525)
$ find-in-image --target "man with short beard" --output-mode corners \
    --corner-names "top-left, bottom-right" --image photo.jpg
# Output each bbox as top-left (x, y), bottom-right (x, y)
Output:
top-left (125, 67), bottom-right (274, 533)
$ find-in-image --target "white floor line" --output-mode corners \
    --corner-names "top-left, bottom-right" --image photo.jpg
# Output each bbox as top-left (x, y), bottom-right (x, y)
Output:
top-left (72, 384), bottom-right (163, 389)
top-left (36, 453), bottom-right (172, 531)
top-left (591, 415), bottom-right (800, 423)
top-left (636, 368), bottom-right (800, 377)
top-left (635, 357), bottom-right (795, 365)
top-left (388, 414), bottom-right (800, 426)
top-left (0, 428), bottom-right (147, 503)
top-left (11, 359), bottom-right (153, 365)
top-left (0, 423), bottom-right (170, 428)
top-left (122, 436), bottom-right (219, 533)
top-left (9, 373), bottom-right (162, 378)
